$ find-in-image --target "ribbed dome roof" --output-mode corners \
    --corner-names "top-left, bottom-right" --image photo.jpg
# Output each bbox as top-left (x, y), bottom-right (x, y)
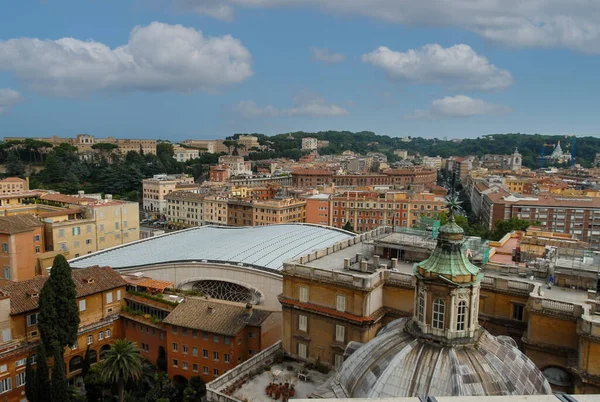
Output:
top-left (314, 319), bottom-right (552, 398)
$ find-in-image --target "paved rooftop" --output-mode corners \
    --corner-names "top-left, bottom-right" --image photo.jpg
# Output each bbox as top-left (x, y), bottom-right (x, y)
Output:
top-left (69, 224), bottom-right (354, 272)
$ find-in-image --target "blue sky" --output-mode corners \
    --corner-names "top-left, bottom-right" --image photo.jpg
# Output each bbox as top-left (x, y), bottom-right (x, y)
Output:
top-left (0, 1), bottom-right (599, 140)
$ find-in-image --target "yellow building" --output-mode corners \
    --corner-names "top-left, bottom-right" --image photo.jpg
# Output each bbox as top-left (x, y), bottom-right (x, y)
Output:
top-left (142, 174), bottom-right (195, 215)
top-left (252, 198), bottom-right (306, 226)
top-left (165, 191), bottom-right (205, 228)
top-left (203, 195), bottom-right (229, 225)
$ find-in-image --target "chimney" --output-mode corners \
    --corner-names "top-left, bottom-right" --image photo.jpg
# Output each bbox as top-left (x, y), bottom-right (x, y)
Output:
top-left (207, 306), bottom-right (215, 314)
top-left (355, 253), bottom-right (363, 263)
top-left (343, 258), bottom-right (350, 270)
top-left (391, 258), bottom-right (398, 268)
top-left (373, 255), bottom-right (380, 267)
top-left (360, 261), bottom-right (368, 273)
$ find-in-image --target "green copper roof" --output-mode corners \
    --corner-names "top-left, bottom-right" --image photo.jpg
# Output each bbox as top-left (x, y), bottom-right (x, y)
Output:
top-left (439, 220), bottom-right (464, 234)
top-left (416, 240), bottom-right (481, 279)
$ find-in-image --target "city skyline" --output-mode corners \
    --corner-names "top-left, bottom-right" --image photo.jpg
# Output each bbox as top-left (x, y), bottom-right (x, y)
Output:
top-left (1, 1), bottom-right (599, 139)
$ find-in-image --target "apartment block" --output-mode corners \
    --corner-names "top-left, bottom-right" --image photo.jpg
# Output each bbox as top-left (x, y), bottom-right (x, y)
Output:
top-left (306, 190), bottom-right (445, 232)
top-left (209, 165), bottom-right (230, 182)
top-left (142, 174), bottom-right (195, 214)
top-left (163, 299), bottom-right (280, 383)
top-left (203, 196), bottom-right (229, 226)
top-left (173, 147), bottom-right (200, 163)
top-left (301, 137), bottom-right (318, 150)
top-left (251, 198), bottom-right (306, 226)
top-left (166, 191), bottom-right (205, 228)
top-left (218, 156), bottom-right (252, 177)
top-left (291, 168), bottom-right (438, 189)
top-left (0, 266), bottom-right (126, 402)
top-left (0, 215), bottom-right (46, 281)
top-left (181, 140), bottom-right (229, 154)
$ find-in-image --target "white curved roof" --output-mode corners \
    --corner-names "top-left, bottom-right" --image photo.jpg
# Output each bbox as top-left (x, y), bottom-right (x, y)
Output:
top-left (69, 224), bottom-right (354, 272)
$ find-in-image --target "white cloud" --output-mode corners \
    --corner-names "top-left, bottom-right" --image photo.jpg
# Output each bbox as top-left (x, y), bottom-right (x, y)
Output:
top-left (311, 47), bottom-right (345, 64)
top-left (0, 89), bottom-right (23, 115)
top-left (234, 93), bottom-right (348, 118)
top-left (362, 44), bottom-right (512, 91)
top-left (175, 0), bottom-right (600, 53)
top-left (0, 22), bottom-right (253, 96)
top-left (405, 95), bottom-right (511, 119)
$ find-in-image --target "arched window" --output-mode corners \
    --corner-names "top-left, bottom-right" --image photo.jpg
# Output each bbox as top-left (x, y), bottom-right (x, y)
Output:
top-left (456, 300), bottom-right (467, 331)
top-left (432, 299), bottom-right (445, 329)
top-left (417, 293), bottom-right (425, 322)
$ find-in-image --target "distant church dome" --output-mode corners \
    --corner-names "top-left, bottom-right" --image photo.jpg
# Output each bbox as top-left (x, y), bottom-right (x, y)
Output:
top-left (313, 198), bottom-right (552, 398)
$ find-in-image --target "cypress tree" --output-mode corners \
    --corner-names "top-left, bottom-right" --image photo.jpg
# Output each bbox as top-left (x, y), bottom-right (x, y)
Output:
top-left (38, 254), bottom-right (80, 354)
top-left (82, 345), bottom-right (91, 378)
top-left (51, 346), bottom-right (69, 402)
top-left (35, 344), bottom-right (51, 402)
top-left (25, 354), bottom-right (37, 402)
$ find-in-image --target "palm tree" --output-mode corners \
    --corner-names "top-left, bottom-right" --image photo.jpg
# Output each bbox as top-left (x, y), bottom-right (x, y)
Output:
top-left (101, 339), bottom-right (143, 402)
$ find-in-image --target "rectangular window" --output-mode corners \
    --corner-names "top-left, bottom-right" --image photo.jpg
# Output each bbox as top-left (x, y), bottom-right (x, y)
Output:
top-left (72, 342), bottom-right (79, 350)
top-left (192, 347), bottom-right (198, 357)
top-left (203, 349), bottom-right (208, 358)
top-left (213, 351), bottom-right (219, 361)
top-left (16, 371), bottom-right (26, 388)
top-left (172, 343), bottom-right (178, 352)
top-left (334, 354), bottom-right (344, 371)
top-left (224, 354), bottom-right (230, 363)
top-left (0, 377), bottom-right (12, 394)
top-left (193, 364), bottom-right (198, 372)
top-left (213, 335), bottom-right (219, 343)
top-left (15, 358), bottom-right (27, 367)
top-left (417, 293), bottom-right (425, 322)
top-left (106, 292), bottom-right (113, 304)
top-left (0, 365), bottom-right (6, 373)
top-left (512, 303), bottom-right (525, 321)
top-left (192, 330), bottom-right (198, 338)
top-left (106, 329), bottom-right (111, 338)
top-left (115, 222), bottom-right (120, 230)
top-left (98, 331), bottom-right (104, 341)
top-left (335, 325), bottom-right (345, 343)
top-left (298, 343), bottom-right (307, 359)
top-left (299, 286), bottom-right (309, 303)
top-left (203, 366), bottom-right (209, 375)
top-left (336, 295), bottom-right (346, 312)
top-left (213, 368), bottom-right (219, 376)
top-left (224, 336), bottom-right (230, 344)
top-left (203, 332), bottom-right (208, 340)
top-left (27, 313), bottom-right (38, 327)
top-left (1, 329), bottom-right (10, 342)
top-left (86, 239), bottom-right (92, 245)
top-left (34, 235), bottom-right (40, 242)
top-left (87, 335), bottom-right (93, 345)
top-left (182, 345), bottom-right (188, 354)
top-left (248, 332), bottom-right (255, 339)
top-left (298, 315), bottom-right (307, 332)
top-left (35, 246), bottom-right (40, 253)
top-left (172, 359), bottom-right (178, 367)
top-left (3, 267), bottom-right (10, 280)
top-left (117, 290), bottom-right (121, 301)
top-left (58, 229), bottom-right (64, 238)
top-left (457, 302), bottom-right (467, 331)
top-left (79, 299), bottom-right (87, 312)
top-left (182, 361), bottom-right (188, 370)
top-left (432, 299), bottom-right (445, 329)
top-left (1, 243), bottom-right (7, 253)
top-left (73, 227), bottom-right (81, 236)
top-left (172, 326), bottom-right (178, 334)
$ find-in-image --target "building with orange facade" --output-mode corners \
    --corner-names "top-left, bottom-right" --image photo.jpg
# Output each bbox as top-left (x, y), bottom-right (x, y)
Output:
top-left (306, 190), bottom-right (446, 232)
top-left (0, 215), bottom-right (47, 281)
top-left (251, 198), bottom-right (306, 226)
top-left (0, 265), bottom-right (126, 401)
top-left (209, 164), bottom-right (230, 182)
top-left (291, 168), bottom-right (438, 189)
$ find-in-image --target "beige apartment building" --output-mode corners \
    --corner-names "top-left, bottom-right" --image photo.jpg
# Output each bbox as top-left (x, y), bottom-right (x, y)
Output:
top-left (203, 195), bottom-right (229, 225)
top-left (165, 191), bottom-right (205, 228)
top-left (181, 139), bottom-right (229, 154)
top-left (173, 146), bottom-right (200, 162)
top-left (237, 135), bottom-right (260, 154)
top-left (142, 174), bottom-right (195, 214)
top-left (39, 194), bottom-right (139, 257)
top-left (252, 198), bottom-right (306, 226)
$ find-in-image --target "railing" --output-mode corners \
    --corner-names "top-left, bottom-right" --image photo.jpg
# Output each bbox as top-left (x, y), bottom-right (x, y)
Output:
top-left (541, 299), bottom-right (575, 313)
top-left (206, 341), bottom-right (282, 402)
top-left (507, 281), bottom-right (531, 291)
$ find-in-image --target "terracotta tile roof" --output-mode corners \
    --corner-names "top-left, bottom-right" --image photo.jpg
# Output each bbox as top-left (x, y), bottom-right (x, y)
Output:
top-left (0, 214), bottom-right (43, 234)
top-left (279, 296), bottom-right (378, 324)
top-left (136, 278), bottom-right (174, 291)
top-left (162, 298), bottom-right (272, 336)
top-left (0, 266), bottom-right (127, 315)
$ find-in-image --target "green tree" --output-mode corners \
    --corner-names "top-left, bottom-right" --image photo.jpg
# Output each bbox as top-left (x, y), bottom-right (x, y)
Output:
top-left (491, 218), bottom-right (533, 241)
top-left (82, 345), bottom-right (92, 378)
top-left (183, 376), bottom-right (206, 402)
top-left (84, 363), bottom-right (110, 402)
top-left (145, 371), bottom-right (179, 402)
top-left (101, 339), bottom-right (143, 402)
top-left (6, 151), bottom-right (24, 176)
top-left (342, 221), bottom-right (354, 233)
top-left (35, 344), bottom-right (51, 402)
top-left (38, 254), bottom-right (80, 354)
top-left (51, 345), bottom-right (69, 402)
top-left (25, 354), bottom-right (38, 402)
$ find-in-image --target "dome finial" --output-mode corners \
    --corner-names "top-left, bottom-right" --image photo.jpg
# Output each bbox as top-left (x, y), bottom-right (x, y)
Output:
top-left (446, 171), bottom-right (462, 222)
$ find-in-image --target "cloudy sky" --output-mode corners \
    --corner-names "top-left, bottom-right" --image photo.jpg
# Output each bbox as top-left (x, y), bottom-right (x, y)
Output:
top-left (0, 1), bottom-right (599, 140)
